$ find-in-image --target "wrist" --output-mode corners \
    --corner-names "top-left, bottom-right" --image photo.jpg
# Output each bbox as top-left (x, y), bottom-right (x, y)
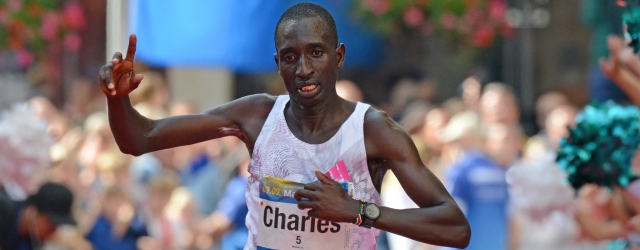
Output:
top-left (347, 198), bottom-right (362, 223)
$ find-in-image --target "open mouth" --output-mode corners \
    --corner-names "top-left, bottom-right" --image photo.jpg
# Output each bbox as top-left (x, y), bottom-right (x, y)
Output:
top-left (296, 83), bottom-right (320, 98)
top-left (300, 84), bottom-right (317, 92)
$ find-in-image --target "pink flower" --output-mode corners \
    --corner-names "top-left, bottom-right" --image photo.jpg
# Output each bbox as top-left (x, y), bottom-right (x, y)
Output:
top-left (63, 1), bottom-right (86, 29)
top-left (403, 6), bottom-right (424, 27)
top-left (471, 23), bottom-right (495, 48)
top-left (16, 49), bottom-right (34, 68)
top-left (488, 0), bottom-right (507, 20)
top-left (441, 12), bottom-right (457, 30)
top-left (617, 0), bottom-right (627, 7)
top-left (8, 0), bottom-right (22, 12)
top-left (64, 33), bottom-right (82, 51)
top-left (363, 0), bottom-right (390, 16)
top-left (41, 11), bottom-right (60, 41)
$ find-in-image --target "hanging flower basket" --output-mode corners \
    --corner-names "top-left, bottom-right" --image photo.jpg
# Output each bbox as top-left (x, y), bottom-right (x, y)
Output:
top-left (0, 0), bottom-right (85, 69)
top-left (353, 0), bottom-right (515, 49)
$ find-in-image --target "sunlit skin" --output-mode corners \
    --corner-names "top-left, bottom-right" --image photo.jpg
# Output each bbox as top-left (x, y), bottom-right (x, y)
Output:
top-left (480, 91), bottom-right (520, 125)
top-left (484, 123), bottom-right (523, 168)
top-left (421, 108), bottom-right (450, 154)
top-left (335, 80), bottom-right (364, 103)
top-left (98, 16), bottom-right (470, 248)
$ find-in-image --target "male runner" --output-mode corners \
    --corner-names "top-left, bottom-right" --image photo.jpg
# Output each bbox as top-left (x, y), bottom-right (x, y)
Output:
top-left (98, 3), bottom-right (470, 249)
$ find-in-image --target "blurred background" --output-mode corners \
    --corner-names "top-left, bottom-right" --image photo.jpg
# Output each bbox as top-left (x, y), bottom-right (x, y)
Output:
top-left (0, 0), bottom-right (634, 250)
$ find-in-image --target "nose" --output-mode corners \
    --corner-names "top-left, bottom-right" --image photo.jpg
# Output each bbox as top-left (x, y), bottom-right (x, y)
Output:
top-left (296, 55), bottom-right (313, 80)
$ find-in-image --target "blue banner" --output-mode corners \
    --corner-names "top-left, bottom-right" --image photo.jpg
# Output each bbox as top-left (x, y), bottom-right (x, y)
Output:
top-left (130, 0), bottom-right (382, 73)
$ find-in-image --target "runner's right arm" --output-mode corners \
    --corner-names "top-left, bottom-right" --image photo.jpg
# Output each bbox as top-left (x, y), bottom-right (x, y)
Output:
top-left (99, 34), bottom-right (273, 156)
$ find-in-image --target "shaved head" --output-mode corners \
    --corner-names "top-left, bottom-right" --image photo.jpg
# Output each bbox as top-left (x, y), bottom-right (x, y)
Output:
top-left (275, 2), bottom-right (338, 48)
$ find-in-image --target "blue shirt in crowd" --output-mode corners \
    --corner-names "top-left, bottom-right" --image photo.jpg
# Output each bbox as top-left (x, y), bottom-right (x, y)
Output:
top-left (445, 152), bottom-right (509, 250)
top-left (217, 174), bottom-right (249, 250)
top-left (85, 215), bottom-right (148, 250)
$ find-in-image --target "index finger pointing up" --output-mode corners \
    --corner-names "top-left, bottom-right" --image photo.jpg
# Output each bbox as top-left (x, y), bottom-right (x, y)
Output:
top-left (125, 34), bottom-right (137, 62)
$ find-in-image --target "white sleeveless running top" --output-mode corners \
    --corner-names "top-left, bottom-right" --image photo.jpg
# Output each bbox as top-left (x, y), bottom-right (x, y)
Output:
top-left (245, 95), bottom-right (381, 250)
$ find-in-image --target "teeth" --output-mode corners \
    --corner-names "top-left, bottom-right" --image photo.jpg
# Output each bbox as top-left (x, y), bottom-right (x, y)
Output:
top-left (301, 85), bottom-right (317, 91)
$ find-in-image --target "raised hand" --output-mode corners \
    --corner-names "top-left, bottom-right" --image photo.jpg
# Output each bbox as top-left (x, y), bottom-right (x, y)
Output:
top-left (98, 34), bottom-right (144, 97)
top-left (294, 170), bottom-right (360, 223)
top-left (600, 36), bottom-right (624, 80)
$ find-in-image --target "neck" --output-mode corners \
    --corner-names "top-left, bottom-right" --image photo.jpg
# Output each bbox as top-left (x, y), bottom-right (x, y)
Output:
top-left (288, 93), bottom-right (345, 133)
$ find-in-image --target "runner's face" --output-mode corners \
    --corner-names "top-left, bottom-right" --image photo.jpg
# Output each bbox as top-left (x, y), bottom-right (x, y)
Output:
top-left (275, 17), bottom-right (344, 105)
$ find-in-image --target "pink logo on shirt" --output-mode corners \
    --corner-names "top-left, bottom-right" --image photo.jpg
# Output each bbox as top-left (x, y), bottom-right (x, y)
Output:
top-left (324, 160), bottom-right (351, 181)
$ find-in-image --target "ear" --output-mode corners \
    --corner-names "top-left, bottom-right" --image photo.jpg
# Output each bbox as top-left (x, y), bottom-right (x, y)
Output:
top-left (336, 43), bottom-right (346, 70)
top-left (274, 53), bottom-right (281, 76)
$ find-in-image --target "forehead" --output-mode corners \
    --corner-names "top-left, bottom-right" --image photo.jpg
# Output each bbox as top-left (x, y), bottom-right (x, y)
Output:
top-left (275, 17), bottom-right (332, 50)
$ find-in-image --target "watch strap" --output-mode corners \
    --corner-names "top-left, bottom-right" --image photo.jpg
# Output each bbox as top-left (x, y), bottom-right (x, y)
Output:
top-left (353, 200), bottom-right (366, 226)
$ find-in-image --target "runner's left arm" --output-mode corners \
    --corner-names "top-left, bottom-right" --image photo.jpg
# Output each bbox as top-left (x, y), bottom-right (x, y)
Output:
top-left (295, 108), bottom-right (470, 248)
top-left (361, 109), bottom-right (470, 248)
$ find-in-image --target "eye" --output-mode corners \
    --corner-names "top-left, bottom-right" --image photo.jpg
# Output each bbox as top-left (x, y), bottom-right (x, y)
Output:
top-left (311, 50), bottom-right (323, 57)
top-left (284, 55), bottom-right (296, 62)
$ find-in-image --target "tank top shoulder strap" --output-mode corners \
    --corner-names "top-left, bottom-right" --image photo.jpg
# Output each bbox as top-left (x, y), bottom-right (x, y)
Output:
top-left (271, 95), bottom-right (289, 116)
top-left (338, 102), bottom-right (371, 155)
top-left (352, 102), bottom-right (371, 125)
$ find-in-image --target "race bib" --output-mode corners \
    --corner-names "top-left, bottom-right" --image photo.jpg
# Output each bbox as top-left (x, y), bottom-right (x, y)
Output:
top-left (257, 176), bottom-right (353, 250)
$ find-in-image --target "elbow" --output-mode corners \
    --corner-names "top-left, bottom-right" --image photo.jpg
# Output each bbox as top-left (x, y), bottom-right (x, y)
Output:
top-left (448, 203), bottom-right (471, 249)
top-left (441, 223), bottom-right (471, 249)
top-left (117, 143), bottom-right (146, 157)
top-left (445, 209), bottom-right (471, 249)
top-left (454, 222), bottom-right (471, 249)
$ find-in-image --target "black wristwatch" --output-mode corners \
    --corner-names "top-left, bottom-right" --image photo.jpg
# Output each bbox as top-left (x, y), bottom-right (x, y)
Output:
top-left (360, 202), bottom-right (380, 228)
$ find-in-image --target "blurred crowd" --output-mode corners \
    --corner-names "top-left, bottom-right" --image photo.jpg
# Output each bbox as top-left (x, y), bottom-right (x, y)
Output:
top-left (0, 68), bottom-right (633, 250)
top-left (0, 72), bottom-right (251, 250)
top-left (365, 76), bottom-right (598, 250)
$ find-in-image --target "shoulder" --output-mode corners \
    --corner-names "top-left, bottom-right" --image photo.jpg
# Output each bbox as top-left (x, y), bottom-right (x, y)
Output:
top-left (362, 107), bottom-right (414, 159)
top-left (225, 93), bottom-right (277, 112)
top-left (204, 93), bottom-right (277, 120)
top-left (363, 107), bottom-right (405, 136)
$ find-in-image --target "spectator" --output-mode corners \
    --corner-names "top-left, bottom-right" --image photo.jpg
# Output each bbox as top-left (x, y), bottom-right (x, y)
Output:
top-left (460, 76), bottom-right (482, 111)
top-left (130, 71), bottom-right (170, 119)
top-left (523, 105), bottom-right (578, 161)
top-left (600, 36), bottom-right (640, 107)
top-left (85, 186), bottom-right (147, 250)
top-left (414, 107), bottom-right (451, 180)
top-left (198, 157), bottom-right (251, 250)
top-left (442, 114), bottom-right (509, 250)
top-left (534, 92), bottom-right (569, 131)
top-left (479, 83), bottom-right (520, 126)
top-left (0, 182), bottom-right (86, 250)
top-left (581, 0), bottom-right (629, 103)
top-left (170, 101), bottom-right (230, 217)
top-left (137, 172), bottom-right (180, 250)
top-left (484, 123), bottom-right (524, 168)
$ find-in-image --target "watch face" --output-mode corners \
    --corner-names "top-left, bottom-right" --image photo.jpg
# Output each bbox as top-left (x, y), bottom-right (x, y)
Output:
top-left (365, 204), bottom-right (380, 219)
